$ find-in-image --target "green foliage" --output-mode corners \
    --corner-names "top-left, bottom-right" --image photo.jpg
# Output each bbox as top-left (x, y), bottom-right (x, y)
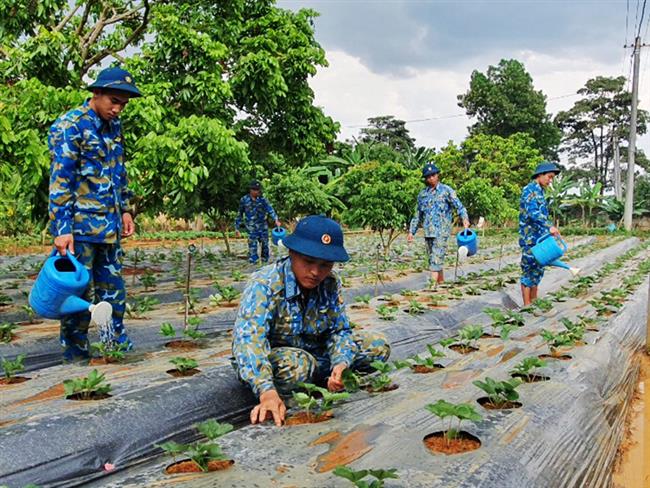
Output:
top-left (458, 58), bottom-right (561, 158)
top-left (158, 419), bottom-right (233, 472)
top-left (160, 322), bottom-right (177, 338)
top-left (91, 341), bottom-right (129, 362)
top-left (540, 329), bottom-right (575, 352)
top-left (63, 369), bottom-right (111, 400)
top-left (183, 318), bottom-right (206, 341)
top-left (217, 285), bottom-right (240, 304)
top-left (457, 324), bottom-right (483, 350)
top-left (354, 294), bottom-right (372, 306)
top-left (333, 465), bottom-right (399, 488)
top-left (359, 115), bottom-right (416, 153)
top-left (425, 399), bottom-right (482, 442)
top-left (1, 354), bottom-right (26, 379)
top-left (376, 304), bottom-right (397, 321)
top-left (138, 270), bottom-right (157, 291)
top-left (368, 360), bottom-right (394, 392)
top-left (472, 377), bottom-right (522, 407)
top-left (170, 357), bottom-right (198, 374)
top-left (510, 357), bottom-right (547, 381)
top-left (532, 298), bottom-right (553, 313)
top-left (341, 369), bottom-right (361, 393)
top-left (294, 383), bottom-right (349, 418)
top-left (0, 322), bottom-right (17, 343)
top-left (406, 300), bottom-right (425, 315)
top-left (125, 296), bottom-right (159, 319)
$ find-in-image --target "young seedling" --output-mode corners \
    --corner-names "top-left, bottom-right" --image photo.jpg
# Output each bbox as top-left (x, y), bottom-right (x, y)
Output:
top-left (540, 329), bottom-right (575, 353)
top-left (498, 323), bottom-right (517, 340)
top-left (138, 269), bottom-right (158, 291)
top-left (20, 305), bottom-right (37, 324)
top-left (0, 322), bottom-right (18, 343)
top-left (425, 399), bottom-right (482, 444)
top-left (158, 419), bottom-right (234, 472)
top-left (406, 300), bottom-right (425, 315)
top-left (292, 383), bottom-right (349, 421)
top-left (354, 294), bottom-right (372, 307)
top-left (368, 360), bottom-right (396, 392)
top-left (218, 285), bottom-right (240, 304)
top-left (160, 322), bottom-right (177, 338)
top-left (184, 316), bottom-right (207, 340)
top-left (1, 354), bottom-right (26, 382)
top-left (409, 344), bottom-right (445, 371)
top-left (559, 318), bottom-right (586, 341)
top-left (230, 270), bottom-right (245, 281)
top-left (333, 465), bottom-right (399, 488)
top-left (91, 341), bottom-right (129, 363)
top-left (169, 357), bottom-right (199, 375)
top-left (510, 357), bottom-right (548, 382)
top-left (400, 288), bottom-right (417, 297)
top-left (532, 298), bottom-right (553, 313)
top-left (438, 337), bottom-right (457, 348)
top-left (342, 369), bottom-right (361, 392)
top-left (455, 325), bottom-right (483, 353)
top-left (0, 293), bottom-right (12, 306)
top-left (472, 376), bottom-right (522, 408)
top-left (63, 369), bottom-right (112, 400)
top-left (376, 304), bottom-right (397, 321)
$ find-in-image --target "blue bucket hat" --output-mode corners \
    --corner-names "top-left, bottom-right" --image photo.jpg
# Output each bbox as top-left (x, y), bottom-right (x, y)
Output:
top-left (283, 215), bottom-right (349, 262)
top-left (422, 163), bottom-right (440, 178)
top-left (532, 161), bottom-right (561, 178)
top-left (87, 67), bottom-right (141, 97)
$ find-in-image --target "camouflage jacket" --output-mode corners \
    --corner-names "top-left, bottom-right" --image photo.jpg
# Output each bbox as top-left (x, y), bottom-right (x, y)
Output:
top-left (232, 256), bottom-right (356, 397)
top-left (409, 183), bottom-right (468, 238)
top-left (48, 101), bottom-right (133, 244)
top-left (519, 181), bottom-right (551, 249)
top-left (234, 194), bottom-right (278, 237)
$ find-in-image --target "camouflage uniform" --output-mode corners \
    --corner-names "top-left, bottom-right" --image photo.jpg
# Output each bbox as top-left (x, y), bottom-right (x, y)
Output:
top-left (519, 181), bottom-right (551, 287)
top-left (48, 100), bottom-right (133, 359)
top-left (231, 256), bottom-right (391, 396)
top-left (409, 184), bottom-right (468, 271)
top-left (235, 194), bottom-right (278, 264)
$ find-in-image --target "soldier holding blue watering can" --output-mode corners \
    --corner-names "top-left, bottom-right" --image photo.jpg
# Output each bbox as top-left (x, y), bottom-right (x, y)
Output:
top-left (519, 161), bottom-right (562, 306)
top-left (48, 67), bottom-right (140, 362)
top-left (408, 163), bottom-right (470, 287)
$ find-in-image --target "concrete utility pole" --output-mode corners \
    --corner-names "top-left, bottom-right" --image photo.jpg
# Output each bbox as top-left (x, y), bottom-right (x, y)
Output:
top-left (613, 134), bottom-right (622, 200)
top-left (624, 36), bottom-right (641, 230)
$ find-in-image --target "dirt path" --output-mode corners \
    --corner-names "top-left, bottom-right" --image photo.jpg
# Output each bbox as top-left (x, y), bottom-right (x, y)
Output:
top-left (613, 352), bottom-right (650, 488)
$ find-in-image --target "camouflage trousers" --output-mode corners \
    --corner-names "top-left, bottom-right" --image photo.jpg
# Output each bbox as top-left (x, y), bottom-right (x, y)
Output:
top-left (60, 240), bottom-right (130, 360)
top-left (520, 247), bottom-right (545, 288)
top-left (234, 331), bottom-right (391, 396)
top-left (425, 236), bottom-right (448, 271)
top-left (248, 232), bottom-right (270, 264)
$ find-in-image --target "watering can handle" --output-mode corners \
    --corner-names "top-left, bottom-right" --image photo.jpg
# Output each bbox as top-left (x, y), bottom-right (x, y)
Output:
top-left (535, 233), bottom-right (568, 252)
top-left (51, 248), bottom-right (85, 282)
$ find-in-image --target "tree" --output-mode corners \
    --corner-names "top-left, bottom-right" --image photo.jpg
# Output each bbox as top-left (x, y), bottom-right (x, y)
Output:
top-left (457, 178), bottom-right (515, 225)
top-left (555, 76), bottom-right (648, 193)
top-left (458, 59), bottom-right (561, 159)
top-left (341, 161), bottom-right (420, 255)
top-left (359, 115), bottom-right (416, 153)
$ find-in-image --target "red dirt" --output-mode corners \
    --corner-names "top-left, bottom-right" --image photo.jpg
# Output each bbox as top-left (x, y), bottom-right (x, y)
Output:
top-left (312, 426), bottom-right (380, 472)
top-left (423, 431), bottom-right (482, 455)
top-left (538, 353), bottom-right (572, 361)
top-left (0, 376), bottom-right (30, 385)
top-left (449, 344), bottom-right (479, 354)
top-left (166, 368), bottom-right (201, 377)
top-left (122, 266), bottom-right (162, 276)
top-left (477, 397), bottom-right (522, 410)
top-left (365, 383), bottom-right (399, 394)
top-left (165, 340), bottom-right (199, 351)
top-left (412, 365), bottom-right (443, 374)
top-left (165, 459), bottom-right (234, 474)
top-left (285, 410), bottom-right (334, 426)
top-left (17, 383), bottom-right (65, 405)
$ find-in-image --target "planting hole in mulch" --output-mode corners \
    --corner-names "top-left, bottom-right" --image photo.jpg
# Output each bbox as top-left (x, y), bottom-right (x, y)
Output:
top-left (538, 353), bottom-right (572, 361)
top-left (364, 383), bottom-right (399, 394)
top-left (66, 392), bottom-right (112, 401)
top-left (412, 365), bottom-right (444, 374)
top-left (0, 376), bottom-right (30, 385)
top-left (166, 368), bottom-right (201, 377)
top-left (477, 397), bottom-right (522, 410)
top-left (423, 431), bottom-right (481, 455)
top-left (510, 373), bottom-right (550, 383)
top-left (449, 345), bottom-right (479, 354)
top-left (285, 410), bottom-right (334, 426)
top-left (122, 266), bottom-right (162, 276)
top-left (165, 459), bottom-right (234, 474)
top-left (165, 340), bottom-right (199, 351)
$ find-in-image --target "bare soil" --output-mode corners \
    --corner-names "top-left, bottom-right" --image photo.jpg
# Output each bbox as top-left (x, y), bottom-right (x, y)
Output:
top-left (0, 376), bottom-right (30, 385)
top-left (166, 368), bottom-right (201, 377)
top-left (449, 344), bottom-right (479, 354)
top-left (66, 392), bottom-right (111, 401)
top-left (284, 410), bottom-right (334, 426)
top-left (510, 373), bottom-right (550, 383)
top-left (423, 431), bottom-right (481, 455)
top-left (477, 397), bottom-right (522, 410)
top-left (164, 340), bottom-right (199, 351)
top-left (538, 353), bottom-right (572, 361)
top-left (165, 459), bottom-right (234, 474)
top-left (412, 364), bottom-right (443, 374)
top-left (364, 383), bottom-right (399, 394)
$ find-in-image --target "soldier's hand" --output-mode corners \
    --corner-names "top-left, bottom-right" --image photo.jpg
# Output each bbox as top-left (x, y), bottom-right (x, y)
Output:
top-left (54, 234), bottom-right (74, 256)
top-left (275, 220), bottom-right (281, 228)
top-left (463, 219), bottom-right (470, 229)
top-left (327, 363), bottom-right (347, 392)
top-left (251, 389), bottom-right (286, 426)
top-left (407, 233), bottom-right (414, 243)
top-left (550, 226), bottom-right (560, 236)
top-left (121, 213), bottom-right (135, 237)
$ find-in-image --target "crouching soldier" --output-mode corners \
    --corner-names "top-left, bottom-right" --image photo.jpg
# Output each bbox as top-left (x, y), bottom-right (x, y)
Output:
top-left (231, 215), bottom-right (391, 426)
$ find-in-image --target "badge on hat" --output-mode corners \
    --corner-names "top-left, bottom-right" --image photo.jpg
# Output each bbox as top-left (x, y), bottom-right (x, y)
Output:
top-left (125, 76), bottom-right (132, 83)
top-left (321, 234), bottom-right (331, 245)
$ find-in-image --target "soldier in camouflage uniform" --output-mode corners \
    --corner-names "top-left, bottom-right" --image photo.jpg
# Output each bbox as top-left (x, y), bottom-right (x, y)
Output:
top-left (235, 180), bottom-right (281, 264)
top-left (519, 162), bottom-right (561, 306)
top-left (232, 215), bottom-right (390, 426)
top-left (408, 163), bottom-right (470, 286)
top-left (48, 67), bottom-right (141, 362)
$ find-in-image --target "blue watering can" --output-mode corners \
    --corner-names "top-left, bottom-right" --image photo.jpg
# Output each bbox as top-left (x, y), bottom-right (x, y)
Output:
top-left (29, 249), bottom-right (113, 326)
top-left (271, 226), bottom-right (287, 246)
top-left (456, 228), bottom-right (478, 256)
top-left (531, 234), bottom-right (578, 275)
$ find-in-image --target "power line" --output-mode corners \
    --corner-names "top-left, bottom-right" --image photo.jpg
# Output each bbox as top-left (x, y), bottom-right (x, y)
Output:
top-left (637, 0), bottom-right (647, 38)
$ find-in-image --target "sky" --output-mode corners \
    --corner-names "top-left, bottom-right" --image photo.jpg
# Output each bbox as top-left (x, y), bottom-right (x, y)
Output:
top-left (278, 0), bottom-right (650, 158)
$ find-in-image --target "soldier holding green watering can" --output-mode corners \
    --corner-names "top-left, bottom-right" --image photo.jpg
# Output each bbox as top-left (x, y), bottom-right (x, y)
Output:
top-left (518, 161), bottom-right (562, 306)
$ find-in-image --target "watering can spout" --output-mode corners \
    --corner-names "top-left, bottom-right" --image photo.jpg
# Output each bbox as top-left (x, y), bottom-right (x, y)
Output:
top-left (59, 295), bottom-right (93, 316)
top-left (548, 260), bottom-right (581, 276)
